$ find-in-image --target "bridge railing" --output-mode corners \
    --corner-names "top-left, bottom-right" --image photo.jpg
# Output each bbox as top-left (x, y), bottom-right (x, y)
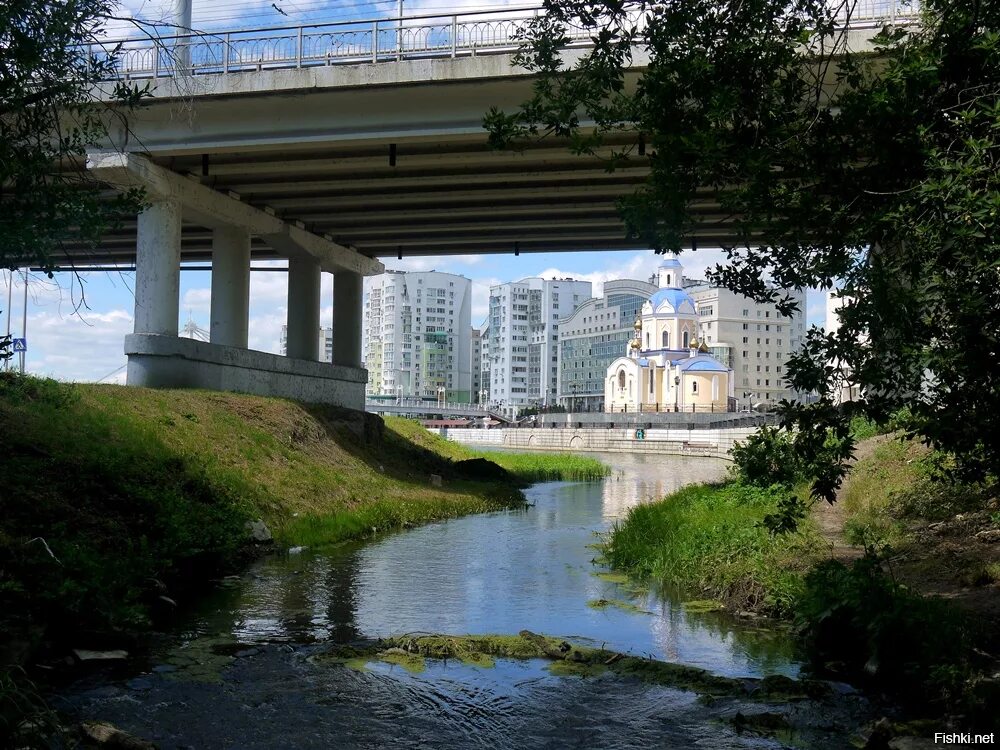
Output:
top-left (91, 1), bottom-right (920, 81)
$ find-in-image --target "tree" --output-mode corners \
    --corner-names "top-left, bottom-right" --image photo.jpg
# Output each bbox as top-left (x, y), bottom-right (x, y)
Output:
top-left (1, 0), bottom-right (147, 276)
top-left (485, 0), bottom-right (1000, 503)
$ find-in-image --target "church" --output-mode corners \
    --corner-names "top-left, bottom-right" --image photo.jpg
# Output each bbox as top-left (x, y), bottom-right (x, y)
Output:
top-left (604, 259), bottom-right (734, 412)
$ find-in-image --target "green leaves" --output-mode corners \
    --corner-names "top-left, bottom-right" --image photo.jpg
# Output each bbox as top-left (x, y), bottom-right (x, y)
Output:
top-left (0, 0), bottom-right (147, 273)
top-left (487, 0), bottom-right (1000, 489)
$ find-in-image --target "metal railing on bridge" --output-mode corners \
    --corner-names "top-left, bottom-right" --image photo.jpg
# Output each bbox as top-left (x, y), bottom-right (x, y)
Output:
top-left (364, 397), bottom-right (508, 421)
top-left (91, 1), bottom-right (921, 81)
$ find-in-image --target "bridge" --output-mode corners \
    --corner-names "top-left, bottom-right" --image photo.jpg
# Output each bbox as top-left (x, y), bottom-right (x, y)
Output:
top-left (63, 1), bottom-right (917, 410)
top-left (364, 398), bottom-right (508, 422)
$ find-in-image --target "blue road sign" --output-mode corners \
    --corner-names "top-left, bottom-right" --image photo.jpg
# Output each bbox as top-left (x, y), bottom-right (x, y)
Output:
top-left (12, 338), bottom-right (26, 352)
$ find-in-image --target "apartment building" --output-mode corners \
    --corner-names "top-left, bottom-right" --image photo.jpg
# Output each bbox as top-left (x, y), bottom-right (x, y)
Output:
top-left (686, 280), bottom-right (806, 405)
top-left (487, 277), bottom-right (592, 416)
top-left (362, 270), bottom-right (472, 402)
top-left (556, 278), bottom-right (659, 411)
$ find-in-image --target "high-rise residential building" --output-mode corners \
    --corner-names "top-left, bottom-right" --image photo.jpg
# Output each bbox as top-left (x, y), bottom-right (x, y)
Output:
top-left (280, 326), bottom-right (333, 362)
top-left (480, 324), bottom-right (490, 404)
top-left (487, 277), bottom-right (592, 416)
top-left (362, 270), bottom-right (472, 402)
top-left (470, 327), bottom-right (484, 404)
top-left (685, 267), bottom-right (806, 406)
top-left (556, 278), bottom-right (659, 412)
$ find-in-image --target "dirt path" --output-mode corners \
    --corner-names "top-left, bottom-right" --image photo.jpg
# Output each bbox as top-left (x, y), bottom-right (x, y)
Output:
top-left (810, 434), bottom-right (892, 563)
top-left (813, 434), bottom-right (1000, 648)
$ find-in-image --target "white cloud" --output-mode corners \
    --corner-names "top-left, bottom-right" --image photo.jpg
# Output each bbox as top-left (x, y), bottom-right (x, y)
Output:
top-left (181, 287), bottom-right (211, 314)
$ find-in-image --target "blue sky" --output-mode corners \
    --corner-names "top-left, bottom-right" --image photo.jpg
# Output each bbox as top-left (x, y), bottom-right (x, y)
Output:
top-left (0, 1), bottom-right (827, 383)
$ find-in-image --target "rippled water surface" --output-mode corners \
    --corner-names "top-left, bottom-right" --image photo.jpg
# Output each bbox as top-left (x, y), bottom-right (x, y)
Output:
top-left (56, 453), bottom-right (871, 749)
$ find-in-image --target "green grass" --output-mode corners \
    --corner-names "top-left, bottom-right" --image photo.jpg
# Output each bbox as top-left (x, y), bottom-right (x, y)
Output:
top-left (384, 417), bottom-right (609, 482)
top-left (0, 376), bottom-right (527, 640)
top-left (603, 482), bottom-right (826, 617)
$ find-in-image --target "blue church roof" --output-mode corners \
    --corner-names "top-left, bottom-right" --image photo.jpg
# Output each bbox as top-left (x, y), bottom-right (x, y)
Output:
top-left (659, 258), bottom-right (683, 268)
top-left (648, 287), bottom-right (695, 311)
top-left (677, 357), bottom-right (729, 373)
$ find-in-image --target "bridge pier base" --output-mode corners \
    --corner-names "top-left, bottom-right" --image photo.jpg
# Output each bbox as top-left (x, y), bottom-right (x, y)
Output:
top-left (97, 151), bottom-right (377, 407)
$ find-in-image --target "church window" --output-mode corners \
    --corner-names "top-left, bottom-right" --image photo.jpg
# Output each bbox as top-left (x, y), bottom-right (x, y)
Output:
top-left (691, 380), bottom-right (698, 394)
top-left (683, 331), bottom-right (689, 348)
top-left (618, 370), bottom-right (626, 390)
top-left (661, 331), bottom-right (669, 348)
top-left (645, 332), bottom-right (650, 348)
top-left (649, 369), bottom-right (654, 394)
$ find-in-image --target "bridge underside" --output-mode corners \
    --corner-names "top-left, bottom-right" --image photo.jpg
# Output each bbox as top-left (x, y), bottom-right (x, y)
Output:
top-left (52, 52), bottom-right (747, 268)
top-left (64, 136), bottom-right (694, 265)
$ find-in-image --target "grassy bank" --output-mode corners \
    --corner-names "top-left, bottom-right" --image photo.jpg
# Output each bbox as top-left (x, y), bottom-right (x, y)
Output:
top-left (604, 429), bottom-right (999, 723)
top-left (603, 482), bottom-right (825, 617)
top-left (385, 416), bottom-right (609, 482)
top-left (0, 377), bottom-right (544, 644)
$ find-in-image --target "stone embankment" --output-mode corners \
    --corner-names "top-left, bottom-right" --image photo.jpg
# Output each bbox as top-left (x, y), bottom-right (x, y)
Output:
top-left (430, 426), bottom-right (760, 459)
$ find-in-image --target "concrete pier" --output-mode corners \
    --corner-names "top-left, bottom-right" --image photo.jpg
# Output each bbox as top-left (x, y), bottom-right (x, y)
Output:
top-left (209, 226), bottom-right (251, 348)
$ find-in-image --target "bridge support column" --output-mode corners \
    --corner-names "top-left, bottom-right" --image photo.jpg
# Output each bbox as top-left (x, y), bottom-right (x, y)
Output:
top-left (134, 198), bottom-right (181, 336)
top-left (332, 270), bottom-right (362, 368)
top-left (209, 226), bottom-right (251, 348)
top-left (286, 255), bottom-right (321, 360)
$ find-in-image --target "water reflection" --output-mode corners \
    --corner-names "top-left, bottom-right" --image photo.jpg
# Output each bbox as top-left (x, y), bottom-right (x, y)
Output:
top-left (188, 452), bottom-right (795, 678)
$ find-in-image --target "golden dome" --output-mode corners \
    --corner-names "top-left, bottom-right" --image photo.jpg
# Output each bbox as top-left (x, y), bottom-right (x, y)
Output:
top-left (633, 317), bottom-right (642, 331)
top-left (629, 338), bottom-right (641, 349)
top-left (689, 337), bottom-right (700, 349)
top-left (698, 340), bottom-right (710, 353)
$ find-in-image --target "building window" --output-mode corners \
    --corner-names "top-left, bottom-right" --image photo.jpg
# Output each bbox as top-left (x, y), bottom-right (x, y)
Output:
top-left (645, 332), bottom-right (650, 348)
top-left (691, 380), bottom-right (698, 394)
top-left (661, 331), bottom-right (669, 348)
top-left (649, 369), bottom-right (654, 394)
top-left (683, 331), bottom-right (689, 348)
top-left (618, 370), bottom-right (626, 390)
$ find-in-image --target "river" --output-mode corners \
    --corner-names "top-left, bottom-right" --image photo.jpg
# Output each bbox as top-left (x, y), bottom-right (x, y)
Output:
top-left (54, 453), bottom-right (871, 748)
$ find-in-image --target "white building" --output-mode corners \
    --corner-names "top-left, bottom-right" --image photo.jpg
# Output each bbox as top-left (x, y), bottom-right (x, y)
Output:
top-left (280, 326), bottom-right (332, 362)
top-left (480, 324), bottom-right (491, 404)
top-left (362, 270), bottom-right (472, 402)
top-left (556, 278), bottom-right (659, 411)
top-left (685, 269), bottom-right (807, 407)
top-left (825, 289), bottom-right (861, 403)
top-left (605, 264), bottom-right (734, 413)
top-left (487, 277), bottom-right (592, 416)
top-left (470, 327), bottom-right (484, 404)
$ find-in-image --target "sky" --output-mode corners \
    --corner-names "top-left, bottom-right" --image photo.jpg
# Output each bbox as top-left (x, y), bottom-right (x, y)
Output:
top-left (0, 1), bottom-right (828, 385)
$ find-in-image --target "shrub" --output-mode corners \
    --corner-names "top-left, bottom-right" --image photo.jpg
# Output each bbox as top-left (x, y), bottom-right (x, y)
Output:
top-left (730, 427), bottom-right (805, 487)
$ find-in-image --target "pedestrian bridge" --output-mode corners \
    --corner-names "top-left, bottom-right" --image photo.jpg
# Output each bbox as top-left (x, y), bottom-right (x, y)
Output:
top-left (365, 398), bottom-right (507, 422)
top-left (63, 2), bottom-right (917, 410)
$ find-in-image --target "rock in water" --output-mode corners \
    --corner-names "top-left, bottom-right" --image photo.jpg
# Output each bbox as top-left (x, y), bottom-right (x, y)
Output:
top-left (245, 519), bottom-right (272, 543)
top-left (72, 649), bottom-right (128, 662)
top-left (80, 721), bottom-right (157, 749)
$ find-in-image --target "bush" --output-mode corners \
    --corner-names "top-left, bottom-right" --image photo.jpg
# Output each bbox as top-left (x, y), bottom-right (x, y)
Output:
top-left (730, 427), bottom-right (805, 487)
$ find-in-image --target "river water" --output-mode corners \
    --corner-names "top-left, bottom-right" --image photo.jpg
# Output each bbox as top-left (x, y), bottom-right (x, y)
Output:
top-left (55, 453), bottom-right (871, 748)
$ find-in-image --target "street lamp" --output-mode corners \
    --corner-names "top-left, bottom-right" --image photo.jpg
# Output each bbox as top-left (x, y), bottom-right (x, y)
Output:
top-left (674, 375), bottom-right (681, 413)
